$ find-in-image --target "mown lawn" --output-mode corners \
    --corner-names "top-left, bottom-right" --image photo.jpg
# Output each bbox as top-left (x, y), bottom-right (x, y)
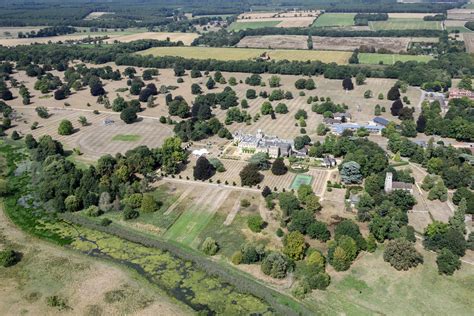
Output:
top-left (359, 53), bottom-right (433, 65)
top-left (312, 13), bottom-right (355, 27)
top-left (112, 134), bottom-right (141, 142)
top-left (370, 18), bottom-right (442, 31)
top-left (304, 246), bottom-right (474, 315)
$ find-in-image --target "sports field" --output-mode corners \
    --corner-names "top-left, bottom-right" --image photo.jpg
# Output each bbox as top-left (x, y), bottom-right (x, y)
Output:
top-left (369, 18), bottom-right (442, 31)
top-left (138, 46), bottom-right (351, 64)
top-left (290, 174), bottom-right (313, 190)
top-left (312, 13), bottom-right (355, 27)
top-left (228, 20), bottom-right (281, 31)
top-left (359, 53), bottom-right (433, 65)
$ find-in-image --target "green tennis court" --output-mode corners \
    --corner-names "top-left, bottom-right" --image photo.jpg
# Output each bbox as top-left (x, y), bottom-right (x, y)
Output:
top-left (290, 174), bottom-right (313, 190)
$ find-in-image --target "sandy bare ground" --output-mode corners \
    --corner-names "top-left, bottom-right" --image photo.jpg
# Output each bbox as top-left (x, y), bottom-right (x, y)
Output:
top-left (0, 32), bottom-right (199, 46)
top-left (0, 206), bottom-right (189, 316)
top-left (237, 35), bottom-right (425, 52)
top-left (84, 12), bottom-right (114, 20)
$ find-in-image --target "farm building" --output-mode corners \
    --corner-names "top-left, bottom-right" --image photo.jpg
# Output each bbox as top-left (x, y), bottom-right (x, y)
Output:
top-left (333, 112), bottom-right (352, 122)
top-left (233, 129), bottom-right (293, 158)
top-left (329, 122), bottom-right (384, 135)
top-left (448, 88), bottom-right (474, 100)
top-left (384, 172), bottom-right (413, 194)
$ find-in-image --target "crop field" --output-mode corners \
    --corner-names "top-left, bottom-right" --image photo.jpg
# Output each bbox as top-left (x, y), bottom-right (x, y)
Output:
top-left (0, 26), bottom-right (45, 38)
top-left (228, 20), bottom-right (282, 31)
top-left (462, 33), bottom-right (474, 52)
top-left (138, 46), bottom-right (351, 63)
top-left (448, 8), bottom-right (474, 21)
top-left (369, 18), bottom-right (442, 31)
top-left (358, 53), bottom-right (433, 65)
top-left (237, 35), bottom-right (425, 52)
top-left (0, 30), bottom-right (199, 46)
top-left (312, 13), bottom-right (355, 27)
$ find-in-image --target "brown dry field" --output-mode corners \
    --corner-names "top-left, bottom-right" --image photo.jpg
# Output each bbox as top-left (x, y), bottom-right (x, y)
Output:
top-left (447, 9), bottom-right (474, 21)
top-left (0, 206), bottom-right (189, 316)
top-left (236, 11), bottom-right (318, 28)
top-left (387, 13), bottom-right (433, 19)
top-left (445, 19), bottom-right (469, 27)
top-left (5, 65), bottom-right (422, 159)
top-left (237, 35), bottom-right (428, 52)
top-left (0, 32), bottom-right (199, 47)
top-left (462, 32), bottom-right (474, 52)
top-left (0, 27), bottom-right (46, 39)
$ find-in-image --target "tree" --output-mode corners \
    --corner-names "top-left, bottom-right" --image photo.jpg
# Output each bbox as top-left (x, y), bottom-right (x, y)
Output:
top-left (340, 161), bottom-right (362, 184)
top-left (64, 195), bottom-right (80, 212)
top-left (355, 73), bottom-right (366, 85)
top-left (436, 248), bottom-right (461, 275)
top-left (342, 78), bottom-right (354, 90)
top-left (424, 224), bottom-right (467, 257)
top-left (249, 152), bottom-right (271, 170)
top-left (283, 231), bottom-right (307, 260)
top-left (366, 234), bottom-right (377, 252)
top-left (35, 106), bottom-right (49, 119)
top-left (248, 215), bottom-right (265, 233)
top-left (193, 156), bottom-right (215, 180)
top-left (328, 236), bottom-right (357, 271)
top-left (191, 83), bottom-right (202, 95)
top-left (201, 237), bottom-right (219, 256)
top-left (90, 81), bottom-right (105, 96)
top-left (246, 89), bottom-right (257, 99)
top-left (457, 76), bottom-right (472, 90)
top-left (141, 194), bottom-right (157, 213)
top-left (428, 181), bottom-right (448, 202)
top-left (239, 163), bottom-right (263, 186)
top-left (173, 65), bottom-right (185, 77)
top-left (206, 77), bottom-right (215, 89)
top-left (449, 198), bottom-right (467, 234)
top-left (123, 206), bottom-right (139, 220)
top-left (279, 192), bottom-right (300, 217)
top-left (261, 252), bottom-right (289, 278)
top-left (138, 88), bottom-right (154, 102)
top-left (120, 107), bottom-right (137, 124)
top-left (383, 238), bottom-right (423, 271)
top-left (269, 75), bottom-right (281, 88)
top-left (160, 137), bottom-right (186, 174)
top-left (307, 221), bottom-right (330, 241)
top-left (54, 87), bottom-right (68, 100)
top-left (24, 134), bottom-right (37, 149)
top-left (260, 101), bottom-right (273, 115)
top-left (364, 90), bottom-right (373, 98)
top-left (401, 120), bottom-right (417, 137)
top-left (387, 86), bottom-right (400, 101)
top-left (334, 219), bottom-right (366, 251)
top-left (275, 103), bottom-right (288, 114)
top-left (262, 186), bottom-right (272, 198)
top-left (78, 116), bottom-right (88, 126)
top-left (271, 157), bottom-right (287, 175)
top-left (305, 79), bottom-right (316, 90)
top-left (58, 119), bottom-right (74, 135)
top-left (130, 82), bottom-right (142, 95)
top-left (390, 99), bottom-right (404, 116)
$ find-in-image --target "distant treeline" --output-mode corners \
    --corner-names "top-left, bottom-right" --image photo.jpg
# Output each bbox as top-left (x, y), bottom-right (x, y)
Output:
top-left (18, 26), bottom-right (77, 38)
top-left (191, 28), bottom-right (444, 47)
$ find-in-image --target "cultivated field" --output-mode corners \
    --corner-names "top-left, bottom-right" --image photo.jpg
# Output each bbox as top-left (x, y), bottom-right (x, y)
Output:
top-left (237, 35), bottom-right (426, 52)
top-left (0, 31), bottom-right (199, 46)
top-left (462, 32), bottom-right (474, 52)
top-left (312, 13), bottom-right (355, 27)
top-left (232, 10), bottom-right (319, 29)
top-left (369, 18), bottom-right (442, 31)
top-left (448, 8), bottom-right (474, 21)
top-left (387, 13), bottom-right (434, 19)
top-left (358, 53), bottom-right (433, 65)
top-left (138, 46), bottom-right (351, 63)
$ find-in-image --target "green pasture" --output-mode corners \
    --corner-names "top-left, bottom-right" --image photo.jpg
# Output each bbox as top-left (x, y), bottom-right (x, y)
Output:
top-left (359, 53), bottom-right (433, 65)
top-left (228, 20), bottom-right (281, 31)
top-left (369, 18), bottom-right (442, 31)
top-left (312, 13), bottom-right (355, 27)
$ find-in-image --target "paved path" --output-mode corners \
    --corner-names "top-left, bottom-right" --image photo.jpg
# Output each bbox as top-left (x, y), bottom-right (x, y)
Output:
top-left (224, 192), bottom-right (243, 226)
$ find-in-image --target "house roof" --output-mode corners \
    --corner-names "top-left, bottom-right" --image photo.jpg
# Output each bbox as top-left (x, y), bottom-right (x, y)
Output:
top-left (373, 117), bottom-right (390, 126)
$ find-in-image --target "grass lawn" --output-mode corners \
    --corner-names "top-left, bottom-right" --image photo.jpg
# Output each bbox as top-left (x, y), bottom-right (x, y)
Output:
top-left (312, 13), bottom-right (355, 27)
top-left (138, 46), bottom-right (351, 64)
top-left (163, 202), bottom-right (217, 247)
top-left (359, 53), bottom-right (433, 65)
top-left (112, 134), bottom-right (142, 142)
top-left (290, 174), bottom-right (313, 190)
top-left (304, 247), bottom-right (474, 315)
top-left (228, 21), bottom-right (281, 31)
top-left (369, 18), bottom-right (442, 31)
